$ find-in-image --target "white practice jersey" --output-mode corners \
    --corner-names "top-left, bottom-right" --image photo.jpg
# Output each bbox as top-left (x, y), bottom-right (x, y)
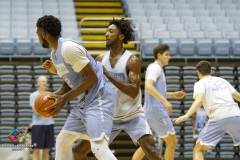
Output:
top-left (194, 76), bottom-right (240, 121)
top-left (101, 50), bottom-right (144, 121)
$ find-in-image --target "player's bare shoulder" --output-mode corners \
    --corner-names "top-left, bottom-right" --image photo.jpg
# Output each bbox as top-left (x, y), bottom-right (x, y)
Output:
top-left (127, 54), bottom-right (141, 73)
top-left (95, 52), bottom-right (106, 62)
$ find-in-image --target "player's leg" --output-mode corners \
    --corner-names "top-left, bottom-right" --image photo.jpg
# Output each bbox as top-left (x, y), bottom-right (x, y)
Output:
top-left (42, 124), bottom-right (54, 160)
top-left (55, 131), bottom-right (85, 160)
top-left (225, 116), bottom-right (240, 146)
top-left (132, 147), bottom-right (145, 160)
top-left (90, 137), bottom-right (117, 160)
top-left (122, 116), bottom-right (162, 160)
top-left (83, 86), bottom-right (116, 159)
top-left (33, 148), bottom-right (40, 160)
top-left (138, 134), bottom-right (163, 160)
top-left (42, 148), bottom-right (50, 160)
top-left (193, 142), bottom-right (208, 160)
top-left (163, 134), bottom-right (178, 160)
top-left (32, 125), bottom-right (44, 160)
top-left (147, 117), bottom-right (177, 160)
top-left (72, 140), bottom-right (90, 160)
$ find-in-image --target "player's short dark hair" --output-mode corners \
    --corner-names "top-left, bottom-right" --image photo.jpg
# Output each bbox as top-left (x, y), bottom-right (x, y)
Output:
top-left (36, 15), bottom-right (61, 37)
top-left (153, 44), bottom-right (170, 60)
top-left (196, 60), bottom-right (211, 75)
top-left (109, 18), bottom-right (134, 44)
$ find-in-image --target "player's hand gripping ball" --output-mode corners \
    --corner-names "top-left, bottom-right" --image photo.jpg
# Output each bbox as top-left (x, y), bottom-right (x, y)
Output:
top-left (34, 91), bottom-right (55, 118)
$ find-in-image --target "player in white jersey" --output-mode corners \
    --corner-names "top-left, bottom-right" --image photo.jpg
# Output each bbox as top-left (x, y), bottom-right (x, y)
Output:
top-left (174, 60), bottom-right (240, 160)
top-left (38, 15), bottom-right (117, 160)
top-left (72, 18), bottom-right (163, 160)
top-left (132, 44), bottom-right (186, 160)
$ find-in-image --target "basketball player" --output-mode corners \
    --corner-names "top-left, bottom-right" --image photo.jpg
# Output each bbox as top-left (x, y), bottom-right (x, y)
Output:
top-left (72, 18), bottom-right (163, 160)
top-left (38, 15), bottom-right (117, 160)
top-left (30, 75), bottom-right (54, 160)
top-left (191, 106), bottom-right (208, 145)
top-left (174, 60), bottom-right (240, 160)
top-left (132, 44), bottom-right (186, 160)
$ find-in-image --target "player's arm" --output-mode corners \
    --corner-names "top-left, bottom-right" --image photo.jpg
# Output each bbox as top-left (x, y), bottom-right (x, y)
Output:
top-left (167, 91), bottom-right (186, 99)
top-left (104, 55), bottom-right (141, 99)
top-left (191, 112), bottom-right (196, 128)
top-left (232, 91), bottom-right (240, 102)
top-left (145, 79), bottom-right (168, 103)
top-left (63, 63), bottom-right (98, 101)
top-left (42, 59), bottom-right (57, 74)
top-left (54, 82), bottom-right (72, 95)
top-left (174, 92), bottom-right (204, 124)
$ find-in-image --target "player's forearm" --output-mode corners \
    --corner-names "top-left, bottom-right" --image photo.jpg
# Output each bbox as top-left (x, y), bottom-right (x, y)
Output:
top-left (107, 74), bottom-right (139, 99)
top-left (54, 82), bottom-right (71, 95)
top-left (145, 84), bottom-right (167, 103)
top-left (185, 99), bottom-right (203, 118)
top-left (166, 92), bottom-right (175, 98)
top-left (63, 74), bottom-right (98, 101)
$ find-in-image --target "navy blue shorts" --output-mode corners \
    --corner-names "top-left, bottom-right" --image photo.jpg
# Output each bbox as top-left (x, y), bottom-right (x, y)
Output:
top-left (32, 124), bottom-right (55, 149)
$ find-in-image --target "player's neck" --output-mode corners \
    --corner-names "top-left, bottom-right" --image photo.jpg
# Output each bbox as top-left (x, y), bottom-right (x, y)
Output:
top-left (38, 88), bottom-right (46, 93)
top-left (110, 46), bottom-right (125, 58)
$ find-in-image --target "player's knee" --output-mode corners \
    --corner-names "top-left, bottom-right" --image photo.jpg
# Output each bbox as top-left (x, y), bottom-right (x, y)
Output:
top-left (165, 135), bottom-right (178, 148)
top-left (193, 143), bottom-right (207, 153)
top-left (90, 139), bottom-right (109, 158)
top-left (72, 144), bottom-right (87, 159)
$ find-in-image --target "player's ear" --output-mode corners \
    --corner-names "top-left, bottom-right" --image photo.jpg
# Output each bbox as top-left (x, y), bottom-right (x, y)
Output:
top-left (119, 34), bottom-right (124, 40)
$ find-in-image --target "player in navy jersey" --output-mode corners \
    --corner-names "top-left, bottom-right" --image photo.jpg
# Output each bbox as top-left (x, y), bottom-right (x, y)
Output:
top-left (174, 60), bottom-right (240, 160)
top-left (38, 15), bottom-right (117, 160)
top-left (72, 18), bottom-right (163, 160)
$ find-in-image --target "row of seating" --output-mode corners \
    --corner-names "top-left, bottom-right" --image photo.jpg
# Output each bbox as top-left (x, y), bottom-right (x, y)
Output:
top-left (0, 65), bottom-right (239, 74)
top-left (0, 0), bottom-right (79, 39)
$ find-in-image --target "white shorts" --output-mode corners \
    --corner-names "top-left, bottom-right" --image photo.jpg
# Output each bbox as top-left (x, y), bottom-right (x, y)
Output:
top-left (110, 116), bottom-right (152, 145)
top-left (62, 85), bottom-right (114, 142)
top-left (147, 116), bottom-right (176, 138)
top-left (197, 116), bottom-right (240, 146)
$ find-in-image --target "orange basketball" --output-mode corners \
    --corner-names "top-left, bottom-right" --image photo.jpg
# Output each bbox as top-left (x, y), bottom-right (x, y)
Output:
top-left (34, 91), bottom-right (55, 118)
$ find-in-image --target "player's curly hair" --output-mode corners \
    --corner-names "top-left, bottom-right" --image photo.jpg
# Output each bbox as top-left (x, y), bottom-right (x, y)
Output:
top-left (109, 18), bottom-right (134, 44)
top-left (36, 15), bottom-right (61, 37)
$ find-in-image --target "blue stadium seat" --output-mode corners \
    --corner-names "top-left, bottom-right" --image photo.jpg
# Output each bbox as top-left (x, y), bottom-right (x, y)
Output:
top-left (232, 40), bottom-right (240, 56)
top-left (161, 39), bottom-right (178, 56)
top-left (196, 39), bottom-right (213, 56)
top-left (0, 65), bottom-right (15, 73)
top-left (165, 75), bottom-right (181, 83)
top-left (0, 84), bottom-right (15, 91)
top-left (179, 39), bottom-right (195, 56)
top-left (164, 66), bottom-right (181, 74)
top-left (0, 38), bottom-right (15, 55)
top-left (168, 24), bottom-right (185, 31)
top-left (15, 38), bottom-right (33, 55)
top-left (214, 39), bottom-right (231, 56)
top-left (142, 39), bottom-right (159, 59)
top-left (184, 23), bottom-right (201, 32)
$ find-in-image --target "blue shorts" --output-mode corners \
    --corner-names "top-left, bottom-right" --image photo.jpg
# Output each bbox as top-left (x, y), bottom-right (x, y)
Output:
top-left (197, 116), bottom-right (240, 146)
top-left (110, 116), bottom-right (152, 145)
top-left (147, 116), bottom-right (175, 138)
top-left (62, 85), bottom-right (114, 142)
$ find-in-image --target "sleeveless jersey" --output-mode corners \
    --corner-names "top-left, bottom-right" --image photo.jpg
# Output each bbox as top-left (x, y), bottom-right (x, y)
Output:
top-left (143, 62), bottom-right (168, 118)
top-left (51, 38), bottom-right (105, 106)
top-left (195, 107), bottom-right (208, 129)
top-left (101, 50), bottom-right (144, 121)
